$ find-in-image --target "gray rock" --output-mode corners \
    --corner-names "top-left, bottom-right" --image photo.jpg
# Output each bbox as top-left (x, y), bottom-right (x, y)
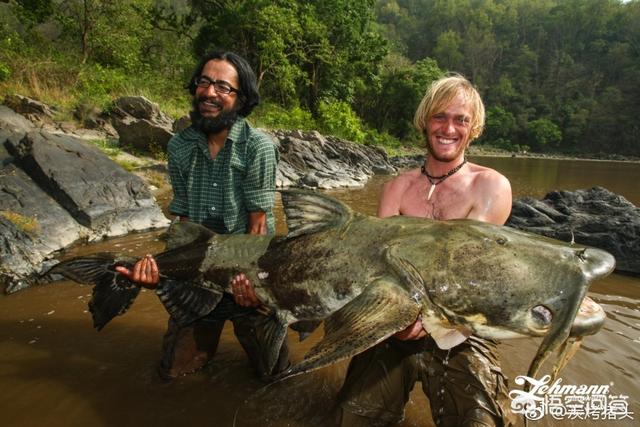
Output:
top-left (5, 130), bottom-right (169, 237)
top-left (73, 102), bottom-right (118, 137)
top-left (1, 105), bottom-right (170, 292)
top-left (507, 187), bottom-right (640, 275)
top-left (390, 154), bottom-right (424, 170)
top-left (0, 104), bottom-right (36, 134)
top-left (0, 137), bottom-right (88, 292)
top-left (270, 129), bottom-right (396, 189)
top-left (173, 115), bottom-right (191, 133)
top-left (3, 94), bottom-right (57, 124)
top-left (110, 96), bottom-right (174, 152)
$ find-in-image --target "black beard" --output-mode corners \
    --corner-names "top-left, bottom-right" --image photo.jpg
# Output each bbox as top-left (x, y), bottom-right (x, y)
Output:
top-left (190, 97), bottom-right (239, 135)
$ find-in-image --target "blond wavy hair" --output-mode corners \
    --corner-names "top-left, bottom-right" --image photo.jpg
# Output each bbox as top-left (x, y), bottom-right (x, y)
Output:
top-left (413, 74), bottom-right (485, 143)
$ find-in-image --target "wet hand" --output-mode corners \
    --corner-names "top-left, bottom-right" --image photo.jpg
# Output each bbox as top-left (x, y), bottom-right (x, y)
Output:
top-left (114, 254), bottom-right (159, 289)
top-left (231, 273), bottom-right (260, 307)
top-left (394, 316), bottom-right (428, 340)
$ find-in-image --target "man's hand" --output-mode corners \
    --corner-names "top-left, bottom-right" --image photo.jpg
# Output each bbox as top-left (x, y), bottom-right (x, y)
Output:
top-left (247, 211), bottom-right (267, 235)
top-left (231, 273), bottom-right (260, 307)
top-left (115, 254), bottom-right (159, 289)
top-left (394, 316), bottom-right (428, 340)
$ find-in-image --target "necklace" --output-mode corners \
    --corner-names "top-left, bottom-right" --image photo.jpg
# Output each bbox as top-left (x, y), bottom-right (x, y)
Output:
top-left (421, 158), bottom-right (467, 200)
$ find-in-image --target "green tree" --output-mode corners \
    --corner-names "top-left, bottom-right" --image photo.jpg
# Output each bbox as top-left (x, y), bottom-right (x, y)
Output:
top-left (481, 105), bottom-right (517, 149)
top-left (56, 0), bottom-right (153, 69)
top-left (356, 55), bottom-right (443, 140)
top-left (432, 30), bottom-right (463, 71)
top-left (190, 0), bottom-right (387, 113)
top-left (527, 118), bottom-right (561, 152)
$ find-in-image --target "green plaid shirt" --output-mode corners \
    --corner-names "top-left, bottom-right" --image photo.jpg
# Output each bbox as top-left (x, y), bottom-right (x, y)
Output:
top-left (167, 118), bottom-right (278, 234)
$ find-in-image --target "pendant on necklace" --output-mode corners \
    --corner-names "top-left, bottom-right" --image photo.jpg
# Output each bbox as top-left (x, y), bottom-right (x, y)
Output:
top-left (427, 184), bottom-right (436, 201)
top-left (421, 157), bottom-right (468, 203)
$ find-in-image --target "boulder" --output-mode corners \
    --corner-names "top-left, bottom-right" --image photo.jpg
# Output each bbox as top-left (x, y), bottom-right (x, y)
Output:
top-left (507, 187), bottom-right (640, 275)
top-left (0, 139), bottom-right (87, 292)
top-left (0, 104), bottom-right (36, 134)
top-left (110, 96), bottom-right (174, 152)
top-left (73, 102), bottom-right (118, 137)
top-left (3, 94), bottom-right (58, 125)
top-left (270, 129), bottom-right (396, 189)
top-left (0, 105), bottom-right (169, 293)
top-left (5, 130), bottom-right (169, 236)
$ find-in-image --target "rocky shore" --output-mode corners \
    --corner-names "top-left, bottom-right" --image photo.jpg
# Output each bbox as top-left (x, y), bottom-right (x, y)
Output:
top-left (1, 95), bottom-right (638, 294)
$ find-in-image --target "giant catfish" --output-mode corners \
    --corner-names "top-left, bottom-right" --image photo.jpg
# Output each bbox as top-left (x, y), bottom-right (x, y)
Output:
top-left (49, 190), bottom-right (615, 381)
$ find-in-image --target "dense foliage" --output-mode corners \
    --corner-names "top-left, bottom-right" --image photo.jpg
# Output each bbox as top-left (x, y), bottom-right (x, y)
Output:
top-left (0, 0), bottom-right (638, 156)
top-left (377, 0), bottom-right (640, 155)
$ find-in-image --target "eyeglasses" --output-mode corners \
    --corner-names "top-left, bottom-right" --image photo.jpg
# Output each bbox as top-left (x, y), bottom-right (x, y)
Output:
top-left (194, 76), bottom-right (239, 95)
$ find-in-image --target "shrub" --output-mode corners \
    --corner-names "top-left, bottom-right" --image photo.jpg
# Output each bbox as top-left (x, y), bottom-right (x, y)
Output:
top-left (252, 103), bottom-right (316, 130)
top-left (527, 118), bottom-right (562, 151)
top-left (74, 63), bottom-right (128, 109)
top-left (0, 63), bottom-right (10, 82)
top-left (316, 101), bottom-right (366, 143)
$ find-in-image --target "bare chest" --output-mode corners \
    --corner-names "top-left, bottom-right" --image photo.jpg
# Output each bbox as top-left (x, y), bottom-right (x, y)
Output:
top-left (399, 178), bottom-right (473, 220)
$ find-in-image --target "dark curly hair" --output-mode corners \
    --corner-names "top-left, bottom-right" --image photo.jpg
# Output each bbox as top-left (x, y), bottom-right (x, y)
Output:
top-left (187, 50), bottom-right (260, 117)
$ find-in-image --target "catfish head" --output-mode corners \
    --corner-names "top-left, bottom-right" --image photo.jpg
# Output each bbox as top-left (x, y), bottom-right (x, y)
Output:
top-left (393, 218), bottom-right (615, 380)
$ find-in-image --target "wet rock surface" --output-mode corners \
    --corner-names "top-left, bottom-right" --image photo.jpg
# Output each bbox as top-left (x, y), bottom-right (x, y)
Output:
top-left (1, 105), bottom-right (169, 293)
top-left (507, 187), bottom-right (640, 275)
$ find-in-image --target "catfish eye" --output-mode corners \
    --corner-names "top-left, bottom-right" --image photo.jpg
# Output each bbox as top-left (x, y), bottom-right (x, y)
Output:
top-left (496, 237), bottom-right (507, 245)
top-left (531, 305), bottom-right (553, 327)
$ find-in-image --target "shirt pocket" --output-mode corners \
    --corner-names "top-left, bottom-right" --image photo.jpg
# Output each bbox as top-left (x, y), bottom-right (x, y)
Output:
top-left (228, 150), bottom-right (246, 176)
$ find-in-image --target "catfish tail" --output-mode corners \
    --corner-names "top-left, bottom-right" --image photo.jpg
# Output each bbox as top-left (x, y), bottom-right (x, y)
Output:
top-left (48, 254), bottom-right (140, 331)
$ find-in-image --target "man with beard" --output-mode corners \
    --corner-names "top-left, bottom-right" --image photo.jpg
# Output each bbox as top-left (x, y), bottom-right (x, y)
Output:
top-left (337, 75), bottom-right (516, 426)
top-left (116, 50), bottom-right (289, 380)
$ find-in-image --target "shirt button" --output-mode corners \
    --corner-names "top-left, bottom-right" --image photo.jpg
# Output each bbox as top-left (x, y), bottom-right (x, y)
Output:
top-left (211, 206), bottom-right (216, 211)
top-left (213, 183), bottom-right (218, 187)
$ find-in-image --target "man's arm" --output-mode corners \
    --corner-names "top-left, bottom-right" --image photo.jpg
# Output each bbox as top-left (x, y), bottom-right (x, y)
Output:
top-left (377, 174), bottom-right (410, 218)
top-left (233, 136), bottom-right (277, 307)
top-left (166, 139), bottom-right (190, 219)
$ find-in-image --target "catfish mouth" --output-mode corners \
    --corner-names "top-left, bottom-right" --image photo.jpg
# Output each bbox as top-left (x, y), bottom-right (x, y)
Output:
top-left (528, 296), bottom-right (605, 336)
top-left (526, 293), bottom-right (606, 385)
top-left (569, 296), bottom-right (606, 337)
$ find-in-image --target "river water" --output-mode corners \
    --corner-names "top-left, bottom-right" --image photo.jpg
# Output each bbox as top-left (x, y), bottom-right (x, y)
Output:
top-left (0, 156), bottom-right (638, 427)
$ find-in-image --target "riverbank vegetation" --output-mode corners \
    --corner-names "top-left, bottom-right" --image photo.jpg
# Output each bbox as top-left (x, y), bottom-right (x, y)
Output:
top-left (0, 0), bottom-right (639, 157)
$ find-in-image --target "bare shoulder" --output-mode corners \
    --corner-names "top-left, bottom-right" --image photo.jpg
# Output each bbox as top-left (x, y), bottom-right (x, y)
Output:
top-left (466, 162), bottom-right (512, 225)
top-left (378, 168), bottom-right (422, 217)
top-left (467, 162), bottom-right (511, 192)
top-left (383, 167), bottom-right (422, 192)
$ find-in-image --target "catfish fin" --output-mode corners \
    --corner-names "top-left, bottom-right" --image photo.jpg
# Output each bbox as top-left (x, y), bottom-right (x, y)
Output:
top-left (155, 279), bottom-right (224, 327)
top-left (280, 190), bottom-right (354, 238)
top-left (422, 321), bottom-right (472, 349)
top-left (254, 313), bottom-right (289, 375)
top-left (47, 254), bottom-right (139, 330)
top-left (290, 320), bottom-right (322, 341)
top-left (383, 245), bottom-right (472, 349)
top-left (273, 279), bottom-right (420, 381)
top-left (162, 220), bottom-right (216, 250)
top-left (90, 275), bottom-right (141, 331)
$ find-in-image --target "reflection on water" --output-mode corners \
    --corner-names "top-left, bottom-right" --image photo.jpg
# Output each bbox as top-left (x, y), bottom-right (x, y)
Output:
top-left (470, 156), bottom-right (640, 206)
top-left (0, 157), bottom-right (638, 427)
